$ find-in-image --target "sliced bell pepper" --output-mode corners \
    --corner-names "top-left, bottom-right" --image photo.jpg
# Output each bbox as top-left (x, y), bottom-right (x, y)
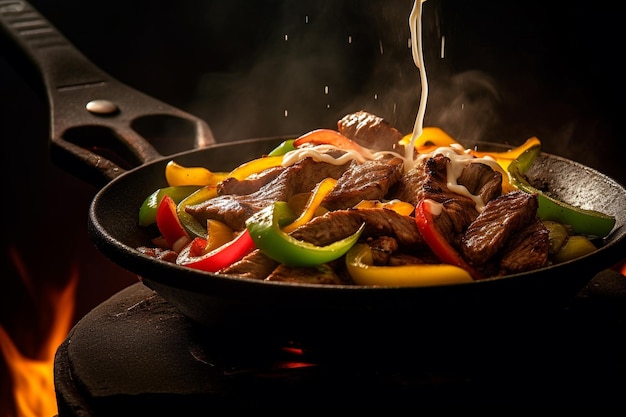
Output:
top-left (156, 194), bottom-right (191, 252)
top-left (227, 155), bottom-right (285, 180)
top-left (345, 243), bottom-right (473, 287)
top-left (246, 201), bottom-right (364, 267)
top-left (165, 160), bottom-right (230, 187)
top-left (205, 219), bottom-right (235, 253)
top-left (176, 229), bottom-right (256, 272)
top-left (139, 185), bottom-right (200, 227)
top-left (508, 146), bottom-right (616, 238)
top-left (293, 129), bottom-right (375, 160)
top-left (415, 199), bottom-right (481, 280)
top-left (400, 126), bottom-right (459, 149)
top-left (552, 235), bottom-right (597, 263)
top-left (468, 137), bottom-right (541, 172)
top-left (268, 139), bottom-right (296, 156)
top-left (176, 185), bottom-right (219, 238)
top-left (353, 199), bottom-right (415, 216)
top-left (282, 178), bottom-right (337, 233)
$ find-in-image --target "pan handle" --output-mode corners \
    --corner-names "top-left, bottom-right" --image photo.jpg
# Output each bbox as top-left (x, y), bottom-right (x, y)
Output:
top-left (0, 0), bottom-right (215, 187)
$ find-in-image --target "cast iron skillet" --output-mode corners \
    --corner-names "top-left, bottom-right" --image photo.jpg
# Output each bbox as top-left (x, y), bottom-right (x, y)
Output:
top-left (3, 1), bottom-right (626, 348)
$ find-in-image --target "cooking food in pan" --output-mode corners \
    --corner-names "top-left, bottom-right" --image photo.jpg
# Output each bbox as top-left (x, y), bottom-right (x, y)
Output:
top-left (136, 110), bottom-right (616, 287)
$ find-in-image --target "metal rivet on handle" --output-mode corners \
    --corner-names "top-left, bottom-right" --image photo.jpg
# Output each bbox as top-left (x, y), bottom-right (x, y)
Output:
top-left (86, 99), bottom-right (118, 115)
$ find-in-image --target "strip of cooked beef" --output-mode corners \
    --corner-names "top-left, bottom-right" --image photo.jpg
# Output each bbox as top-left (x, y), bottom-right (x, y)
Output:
top-left (217, 166), bottom-right (284, 195)
top-left (337, 110), bottom-right (404, 152)
top-left (457, 161), bottom-right (502, 205)
top-left (321, 155), bottom-right (404, 211)
top-left (461, 191), bottom-right (539, 266)
top-left (219, 249), bottom-right (279, 280)
top-left (497, 218), bottom-right (549, 275)
top-left (290, 208), bottom-right (425, 249)
top-left (366, 236), bottom-right (399, 265)
top-left (185, 157), bottom-right (350, 231)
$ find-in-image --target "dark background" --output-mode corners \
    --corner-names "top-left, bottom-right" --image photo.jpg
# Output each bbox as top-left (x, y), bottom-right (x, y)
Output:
top-left (0, 0), bottom-right (623, 413)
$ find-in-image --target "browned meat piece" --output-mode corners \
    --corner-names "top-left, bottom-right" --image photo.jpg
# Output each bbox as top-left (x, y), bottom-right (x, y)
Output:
top-left (337, 110), bottom-right (404, 152)
top-left (366, 236), bottom-right (399, 265)
top-left (457, 162), bottom-right (502, 204)
top-left (265, 263), bottom-right (345, 285)
top-left (136, 246), bottom-right (178, 263)
top-left (433, 200), bottom-right (481, 248)
top-left (393, 154), bottom-right (498, 210)
top-left (322, 155), bottom-right (404, 211)
top-left (498, 218), bottom-right (549, 274)
top-left (219, 249), bottom-right (278, 280)
top-left (290, 208), bottom-right (425, 249)
top-left (185, 157), bottom-right (350, 231)
top-left (461, 191), bottom-right (539, 266)
top-left (393, 154), bottom-right (481, 245)
top-left (217, 166), bottom-right (284, 195)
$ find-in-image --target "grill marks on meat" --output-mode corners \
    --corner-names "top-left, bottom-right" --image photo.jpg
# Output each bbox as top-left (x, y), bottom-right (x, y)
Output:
top-left (337, 110), bottom-right (404, 152)
top-left (498, 218), bottom-right (549, 274)
top-left (322, 156), bottom-right (404, 211)
top-left (461, 191), bottom-right (545, 269)
top-left (185, 157), bottom-right (350, 231)
top-left (457, 162), bottom-right (502, 206)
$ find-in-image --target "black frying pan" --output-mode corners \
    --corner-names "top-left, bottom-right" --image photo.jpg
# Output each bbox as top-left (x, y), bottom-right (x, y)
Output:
top-left (3, 1), bottom-right (625, 350)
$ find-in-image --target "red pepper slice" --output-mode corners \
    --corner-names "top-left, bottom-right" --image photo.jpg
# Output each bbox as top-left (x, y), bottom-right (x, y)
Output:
top-left (415, 199), bottom-right (481, 280)
top-left (176, 229), bottom-right (256, 273)
top-left (293, 129), bottom-right (374, 159)
top-left (156, 194), bottom-right (191, 252)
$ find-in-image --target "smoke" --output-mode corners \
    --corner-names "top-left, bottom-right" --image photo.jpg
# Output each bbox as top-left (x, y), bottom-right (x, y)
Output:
top-left (426, 70), bottom-right (501, 144)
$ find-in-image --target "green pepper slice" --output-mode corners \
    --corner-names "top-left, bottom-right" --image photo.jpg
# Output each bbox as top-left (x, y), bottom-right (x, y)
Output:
top-left (267, 139), bottom-right (296, 156)
top-left (139, 185), bottom-right (200, 227)
top-left (508, 146), bottom-right (616, 238)
top-left (176, 186), bottom-right (219, 238)
top-left (245, 202), bottom-right (364, 267)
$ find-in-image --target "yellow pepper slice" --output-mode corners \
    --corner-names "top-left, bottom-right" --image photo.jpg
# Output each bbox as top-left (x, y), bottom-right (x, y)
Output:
top-left (227, 155), bottom-right (284, 180)
top-left (401, 127), bottom-right (458, 148)
top-left (204, 219), bottom-right (235, 253)
top-left (165, 161), bottom-right (230, 187)
top-left (345, 244), bottom-right (474, 287)
top-left (353, 199), bottom-right (415, 216)
top-left (552, 235), bottom-right (597, 264)
top-left (282, 178), bottom-right (337, 233)
top-left (469, 137), bottom-right (541, 172)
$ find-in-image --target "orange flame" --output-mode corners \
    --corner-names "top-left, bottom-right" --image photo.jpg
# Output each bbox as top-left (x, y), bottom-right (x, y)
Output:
top-left (0, 248), bottom-right (77, 417)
